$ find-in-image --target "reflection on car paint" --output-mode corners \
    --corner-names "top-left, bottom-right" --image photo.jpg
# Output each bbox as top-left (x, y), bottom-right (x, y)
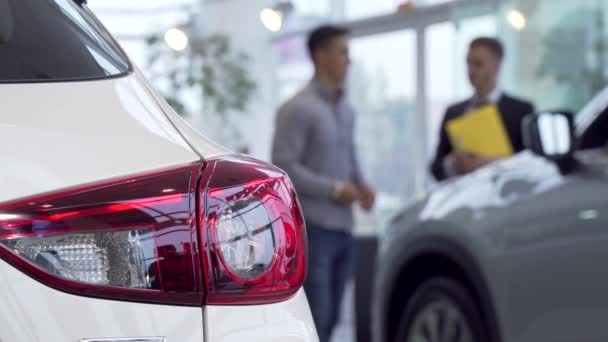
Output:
top-left (419, 151), bottom-right (564, 221)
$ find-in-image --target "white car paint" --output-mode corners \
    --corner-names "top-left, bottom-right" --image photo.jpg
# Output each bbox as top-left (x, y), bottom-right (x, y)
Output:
top-left (0, 70), bottom-right (318, 341)
top-left (0, 75), bottom-right (199, 203)
top-left (205, 290), bottom-right (318, 342)
top-left (0, 258), bottom-right (204, 342)
top-left (0, 256), bottom-right (317, 342)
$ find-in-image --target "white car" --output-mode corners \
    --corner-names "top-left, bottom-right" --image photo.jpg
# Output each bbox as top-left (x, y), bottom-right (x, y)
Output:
top-left (0, 1), bottom-right (317, 341)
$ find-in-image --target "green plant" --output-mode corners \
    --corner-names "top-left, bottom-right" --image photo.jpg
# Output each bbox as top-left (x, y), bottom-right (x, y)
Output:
top-left (145, 32), bottom-right (257, 118)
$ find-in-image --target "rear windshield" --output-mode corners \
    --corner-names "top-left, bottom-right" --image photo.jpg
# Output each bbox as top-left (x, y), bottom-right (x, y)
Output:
top-left (0, 0), bottom-right (130, 82)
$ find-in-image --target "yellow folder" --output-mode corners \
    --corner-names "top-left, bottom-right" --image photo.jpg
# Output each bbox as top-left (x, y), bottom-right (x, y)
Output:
top-left (446, 104), bottom-right (513, 158)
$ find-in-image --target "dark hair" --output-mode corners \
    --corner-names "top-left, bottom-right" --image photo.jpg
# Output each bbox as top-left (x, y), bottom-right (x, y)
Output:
top-left (307, 25), bottom-right (350, 62)
top-left (469, 37), bottom-right (504, 61)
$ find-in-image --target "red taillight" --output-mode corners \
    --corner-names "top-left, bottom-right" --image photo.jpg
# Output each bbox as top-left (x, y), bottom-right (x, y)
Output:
top-left (0, 156), bottom-right (307, 306)
top-left (199, 157), bottom-right (307, 305)
top-left (0, 165), bottom-right (203, 305)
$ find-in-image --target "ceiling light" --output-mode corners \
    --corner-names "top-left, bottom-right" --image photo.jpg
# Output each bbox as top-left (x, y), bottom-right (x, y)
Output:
top-left (260, 8), bottom-right (283, 32)
top-left (164, 27), bottom-right (189, 52)
top-left (507, 10), bottom-right (527, 31)
top-left (260, 1), bottom-right (294, 32)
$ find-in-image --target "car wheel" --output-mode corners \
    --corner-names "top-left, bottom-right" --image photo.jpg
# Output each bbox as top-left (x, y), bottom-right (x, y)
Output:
top-left (394, 277), bottom-right (488, 342)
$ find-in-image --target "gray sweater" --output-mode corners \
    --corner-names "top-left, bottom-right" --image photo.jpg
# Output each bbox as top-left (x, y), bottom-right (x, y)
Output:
top-left (272, 80), bottom-right (364, 232)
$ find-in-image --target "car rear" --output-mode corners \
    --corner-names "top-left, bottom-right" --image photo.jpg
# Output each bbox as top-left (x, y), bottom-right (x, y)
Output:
top-left (0, 1), bottom-right (317, 341)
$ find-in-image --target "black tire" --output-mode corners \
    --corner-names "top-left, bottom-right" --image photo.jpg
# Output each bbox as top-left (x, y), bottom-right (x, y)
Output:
top-left (394, 277), bottom-right (489, 342)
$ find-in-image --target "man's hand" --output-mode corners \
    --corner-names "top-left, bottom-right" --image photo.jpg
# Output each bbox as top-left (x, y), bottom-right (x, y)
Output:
top-left (358, 184), bottom-right (376, 211)
top-left (450, 150), bottom-right (494, 175)
top-left (334, 183), bottom-right (362, 206)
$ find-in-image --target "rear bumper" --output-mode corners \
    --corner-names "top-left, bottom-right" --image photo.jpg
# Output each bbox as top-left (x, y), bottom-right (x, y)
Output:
top-left (205, 289), bottom-right (319, 342)
top-left (0, 259), bottom-right (205, 342)
top-left (0, 258), bottom-right (317, 342)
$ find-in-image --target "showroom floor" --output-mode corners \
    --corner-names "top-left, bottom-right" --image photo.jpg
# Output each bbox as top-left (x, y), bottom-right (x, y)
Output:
top-left (331, 282), bottom-right (355, 342)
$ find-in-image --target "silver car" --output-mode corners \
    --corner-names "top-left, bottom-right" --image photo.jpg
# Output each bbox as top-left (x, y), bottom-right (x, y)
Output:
top-left (372, 86), bottom-right (608, 342)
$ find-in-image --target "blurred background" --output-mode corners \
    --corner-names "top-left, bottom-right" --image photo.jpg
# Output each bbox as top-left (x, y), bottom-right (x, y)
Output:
top-left (90, 0), bottom-right (608, 230)
top-left (88, 0), bottom-right (608, 339)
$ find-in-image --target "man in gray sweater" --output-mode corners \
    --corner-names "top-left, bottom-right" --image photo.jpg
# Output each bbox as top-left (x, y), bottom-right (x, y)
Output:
top-left (272, 25), bottom-right (375, 342)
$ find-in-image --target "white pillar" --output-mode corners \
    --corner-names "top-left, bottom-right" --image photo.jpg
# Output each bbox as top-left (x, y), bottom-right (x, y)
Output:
top-left (415, 27), bottom-right (429, 197)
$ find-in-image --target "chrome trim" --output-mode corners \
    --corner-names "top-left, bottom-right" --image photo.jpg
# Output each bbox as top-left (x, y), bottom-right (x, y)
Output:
top-left (79, 338), bottom-right (166, 342)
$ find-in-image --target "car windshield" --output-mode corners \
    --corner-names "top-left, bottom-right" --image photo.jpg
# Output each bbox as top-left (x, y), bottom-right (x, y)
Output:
top-left (569, 86), bottom-right (608, 150)
top-left (0, 0), bottom-right (130, 82)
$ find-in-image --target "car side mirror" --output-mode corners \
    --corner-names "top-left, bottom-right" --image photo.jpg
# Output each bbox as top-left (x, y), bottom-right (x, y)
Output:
top-left (523, 111), bottom-right (577, 173)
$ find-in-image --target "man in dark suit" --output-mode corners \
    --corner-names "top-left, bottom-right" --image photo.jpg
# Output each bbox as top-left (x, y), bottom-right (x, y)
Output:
top-left (430, 37), bottom-right (535, 181)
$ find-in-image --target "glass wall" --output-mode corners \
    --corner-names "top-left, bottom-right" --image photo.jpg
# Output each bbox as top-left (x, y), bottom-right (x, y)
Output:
top-left (349, 30), bottom-right (417, 211)
top-left (499, 0), bottom-right (608, 114)
top-left (94, 0), bottom-right (608, 232)
top-left (275, 33), bottom-right (313, 103)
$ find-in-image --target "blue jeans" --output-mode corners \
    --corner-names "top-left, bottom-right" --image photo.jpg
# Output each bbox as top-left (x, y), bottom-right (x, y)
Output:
top-left (304, 223), bottom-right (355, 342)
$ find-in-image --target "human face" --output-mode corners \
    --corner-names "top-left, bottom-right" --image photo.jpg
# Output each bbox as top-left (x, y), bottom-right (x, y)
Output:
top-left (467, 45), bottom-right (500, 94)
top-left (315, 34), bottom-right (351, 85)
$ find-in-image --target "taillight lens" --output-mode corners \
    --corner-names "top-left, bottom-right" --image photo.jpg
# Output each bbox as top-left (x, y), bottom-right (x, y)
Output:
top-left (200, 157), bottom-right (307, 305)
top-left (0, 165), bottom-right (202, 305)
top-left (0, 156), bottom-right (307, 306)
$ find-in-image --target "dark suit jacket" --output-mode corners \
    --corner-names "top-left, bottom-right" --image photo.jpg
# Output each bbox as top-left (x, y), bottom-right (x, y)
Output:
top-left (430, 94), bottom-right (535, 181)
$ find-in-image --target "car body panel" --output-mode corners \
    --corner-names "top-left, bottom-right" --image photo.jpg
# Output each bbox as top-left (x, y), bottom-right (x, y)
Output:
top-left (0, 259), bottom-right (205, 342)
top-left (205, 290), bottom-right (319, 342)
top-left (0, 72), bottom-right (318, 342)
top-left (0, 74), bottom-right (201, 203)
top-left (376, 148), bottom-right (608, 342)
top-left (488, 151), bottom-right (608, 342)
top-left (0, 249), bottom-right (318, 342)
